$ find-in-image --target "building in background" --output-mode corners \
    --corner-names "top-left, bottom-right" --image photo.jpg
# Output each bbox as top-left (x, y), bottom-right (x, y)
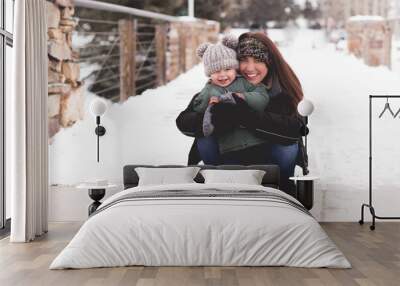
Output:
top-left (345, 0), bottom-right (390, 19)
top-left (321, 0), bottom-right (391, 30)
top-left (320, 0), bottom-right (346, 30)
top-left (388, 0), bottom-right (400, 38)
top-left (321, 0), bottom-right (395, 68)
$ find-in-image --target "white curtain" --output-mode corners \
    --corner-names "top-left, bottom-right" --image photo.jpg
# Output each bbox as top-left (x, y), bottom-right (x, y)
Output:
top-left (8, 0), bottom-right (48, 242)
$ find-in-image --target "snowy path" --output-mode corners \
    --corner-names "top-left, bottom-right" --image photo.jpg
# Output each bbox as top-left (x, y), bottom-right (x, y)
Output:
top-left (50, 29), bottom-right (400, 221)
top-left (284, 29), bottom-right (400, 220)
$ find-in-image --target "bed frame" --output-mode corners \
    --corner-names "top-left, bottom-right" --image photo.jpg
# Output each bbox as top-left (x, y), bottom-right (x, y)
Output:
top-left (123, 164), bottom-right (280, 190)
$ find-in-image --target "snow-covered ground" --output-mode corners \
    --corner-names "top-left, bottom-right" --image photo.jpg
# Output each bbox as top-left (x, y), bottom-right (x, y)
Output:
top-left (285, 29), bottom-right (400, 220)
top-left (50, 28), bottom-right (400, 221)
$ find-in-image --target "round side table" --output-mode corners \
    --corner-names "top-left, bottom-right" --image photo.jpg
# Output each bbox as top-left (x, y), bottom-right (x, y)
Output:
top-left (76, 183), bottom-right (117, 216)
top-left (289, 176), bottom-right (319, 210)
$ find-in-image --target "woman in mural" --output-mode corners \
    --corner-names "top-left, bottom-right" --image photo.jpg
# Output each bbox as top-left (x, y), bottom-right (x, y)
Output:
top-left (176, 32), bottom-right (308, 196)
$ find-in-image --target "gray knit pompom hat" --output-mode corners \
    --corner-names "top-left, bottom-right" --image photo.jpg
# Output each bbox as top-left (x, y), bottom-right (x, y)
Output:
top-left (196, 34), bottom-right (239, 77)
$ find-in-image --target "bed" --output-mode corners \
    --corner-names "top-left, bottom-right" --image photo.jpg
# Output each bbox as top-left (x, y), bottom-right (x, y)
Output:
top-left (50, 165), bottom-right (350, 269)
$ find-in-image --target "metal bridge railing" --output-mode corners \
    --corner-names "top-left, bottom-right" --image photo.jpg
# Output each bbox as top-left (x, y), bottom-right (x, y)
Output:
top-left (73, 0), bottom-right (219, 102)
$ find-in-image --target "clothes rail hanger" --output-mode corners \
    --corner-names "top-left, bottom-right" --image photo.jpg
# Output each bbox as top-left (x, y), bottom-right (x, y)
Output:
top-left (378, 97), bottom-right (395, 118)
top-left (360, 95), bottom-right (400, 231)
top-left (393, 106), bottom-right (400, 118)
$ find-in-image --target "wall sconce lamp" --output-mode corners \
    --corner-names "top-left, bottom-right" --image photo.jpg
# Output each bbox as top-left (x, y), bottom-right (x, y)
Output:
top-left (297, 99), bottom-right (314, 175)
top-left (89, 98), bottom-right (107, 162)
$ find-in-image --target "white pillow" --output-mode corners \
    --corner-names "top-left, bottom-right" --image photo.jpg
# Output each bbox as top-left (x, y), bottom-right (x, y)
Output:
top-left (135, 167), bottom-right (201, 186)
top-left (200, 169), bottom-right (266, 185)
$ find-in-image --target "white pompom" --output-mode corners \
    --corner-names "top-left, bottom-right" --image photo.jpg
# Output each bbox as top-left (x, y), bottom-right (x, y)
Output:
top-left (196, 43), bottom-right (210, 58)
top-left (297, 99), bottom-right (314, 116)
top-left (222, 34), bottom-right (238, 50)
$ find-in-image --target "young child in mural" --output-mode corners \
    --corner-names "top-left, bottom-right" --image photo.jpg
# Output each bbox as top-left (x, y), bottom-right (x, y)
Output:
top-left (193, 35), bottom-right (270, 162)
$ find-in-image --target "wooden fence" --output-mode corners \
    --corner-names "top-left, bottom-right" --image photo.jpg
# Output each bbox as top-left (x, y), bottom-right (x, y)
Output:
top-left (115, 19), bottom-right (219, 101)
top-left (116, 19), bottom-right (219, 102)
top-left (76, 18), bottom-right (219, 103)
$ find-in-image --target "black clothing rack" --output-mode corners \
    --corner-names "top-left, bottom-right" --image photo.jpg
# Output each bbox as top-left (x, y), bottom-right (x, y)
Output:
top-left (359, 95), bottom-right (400, 230)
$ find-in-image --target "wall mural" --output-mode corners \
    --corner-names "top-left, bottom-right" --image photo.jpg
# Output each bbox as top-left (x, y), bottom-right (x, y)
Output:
top-left (47, 0), bottom-right (400, 222)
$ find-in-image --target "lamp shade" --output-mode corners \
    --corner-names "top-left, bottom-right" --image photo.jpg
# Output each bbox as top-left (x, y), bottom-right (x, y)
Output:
top-left (89, 98), bottom-right (107, 117)
top-left (297, 99), bottom-right (314, 116)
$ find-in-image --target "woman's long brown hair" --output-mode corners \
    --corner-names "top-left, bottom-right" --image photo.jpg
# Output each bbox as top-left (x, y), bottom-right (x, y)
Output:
top-left (239, 32), bottom-right (304, 114)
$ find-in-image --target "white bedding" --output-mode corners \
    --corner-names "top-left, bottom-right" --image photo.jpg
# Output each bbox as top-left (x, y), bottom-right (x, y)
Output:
top-left (50, 183), bottom-right (351, 269)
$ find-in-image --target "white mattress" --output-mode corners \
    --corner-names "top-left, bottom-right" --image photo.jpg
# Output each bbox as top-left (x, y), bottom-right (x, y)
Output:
top-left (50, 183), bottom-right (351, 269)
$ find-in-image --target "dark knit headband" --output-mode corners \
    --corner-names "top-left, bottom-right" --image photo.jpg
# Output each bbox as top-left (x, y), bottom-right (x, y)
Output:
top-left (237, 37), bottom-right (269, 63)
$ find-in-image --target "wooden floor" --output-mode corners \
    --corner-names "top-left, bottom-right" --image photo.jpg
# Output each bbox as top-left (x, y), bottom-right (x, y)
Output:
top-left (0, 222), bottom-right (399, 286)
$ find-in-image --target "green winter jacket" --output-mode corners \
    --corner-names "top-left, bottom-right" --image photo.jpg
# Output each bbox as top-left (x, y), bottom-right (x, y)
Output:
top-left (193, 76), bottom-right (270, 153)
